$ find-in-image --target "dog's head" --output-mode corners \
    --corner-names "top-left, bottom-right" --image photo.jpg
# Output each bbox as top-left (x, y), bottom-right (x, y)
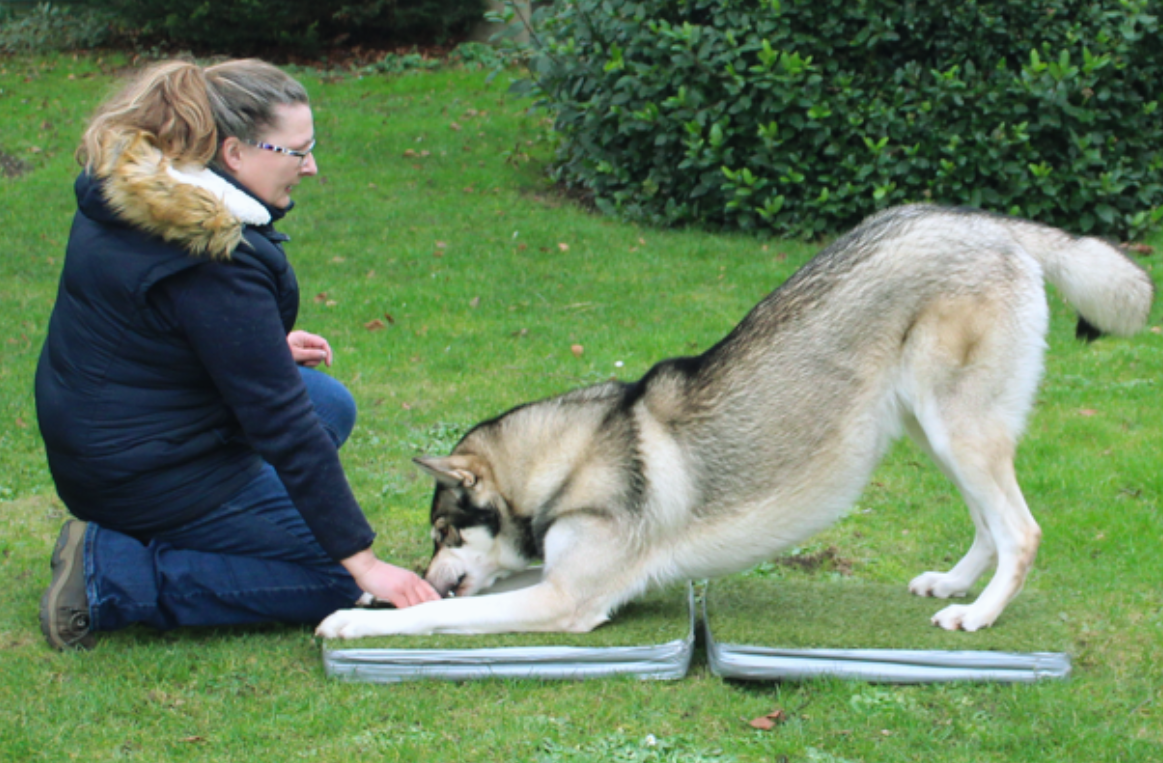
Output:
top-left (414, 452), bottom-right (535, 597)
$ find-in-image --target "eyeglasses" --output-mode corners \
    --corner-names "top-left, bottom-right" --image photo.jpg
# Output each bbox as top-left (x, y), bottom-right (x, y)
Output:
top-left (246, 138), bottom-right (316, 166)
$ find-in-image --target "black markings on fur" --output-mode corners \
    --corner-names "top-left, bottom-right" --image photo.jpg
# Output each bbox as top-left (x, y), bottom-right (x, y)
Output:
top-left (618, 376), bottom-right (649, 412)
top-left (526, 506), bottom-right (616, 561)
top-left (427, 483), bottom-right (501, 545)
top-left (512, 514), bottom-right (541, 560)
top-left (1075, 316), bottom-right (1104, 342)
top-left (600, 398), bottom-right (648, 514)
top-left (621, 355), bottom-right (709, 415)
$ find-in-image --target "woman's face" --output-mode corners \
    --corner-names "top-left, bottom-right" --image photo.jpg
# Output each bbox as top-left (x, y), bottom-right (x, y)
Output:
top-left (224, 102), bottom-right (318, 209)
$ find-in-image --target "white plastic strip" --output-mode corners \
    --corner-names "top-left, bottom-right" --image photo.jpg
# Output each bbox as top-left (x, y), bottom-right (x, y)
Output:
top-left (704, 601), bottom-right (1071, 684)
top-left (323, 584), bottom-right (695, 683)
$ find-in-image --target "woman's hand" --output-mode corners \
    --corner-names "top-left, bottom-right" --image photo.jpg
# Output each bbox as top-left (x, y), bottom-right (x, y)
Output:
top-left (287, 330), bottom-right (332, 368)
top-left (341, 549), bottom-right (442, 608)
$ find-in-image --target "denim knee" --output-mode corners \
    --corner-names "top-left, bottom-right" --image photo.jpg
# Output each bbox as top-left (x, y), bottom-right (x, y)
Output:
top-left (298, 366), bottom-right (357, 447)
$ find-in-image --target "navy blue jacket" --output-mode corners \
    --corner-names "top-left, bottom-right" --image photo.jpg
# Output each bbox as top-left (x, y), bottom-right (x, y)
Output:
top-left (35, 169), bottom-right (375, 562)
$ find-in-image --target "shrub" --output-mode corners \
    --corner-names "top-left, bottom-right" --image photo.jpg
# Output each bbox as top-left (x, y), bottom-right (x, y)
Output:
top-left (0, 2), bottom-right (117, 53)
top-left (514, 0), bottom-right (1163, 238)
top-left (59, 0), bottom-right (486, 54)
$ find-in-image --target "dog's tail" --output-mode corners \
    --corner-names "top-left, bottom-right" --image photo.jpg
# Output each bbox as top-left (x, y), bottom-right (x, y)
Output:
top-left (1011, 224), bottom-right (1155, 340)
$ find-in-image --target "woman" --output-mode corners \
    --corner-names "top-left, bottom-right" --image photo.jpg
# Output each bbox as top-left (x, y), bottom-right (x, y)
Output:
top-left (35, 59), bottom-right (439, 651)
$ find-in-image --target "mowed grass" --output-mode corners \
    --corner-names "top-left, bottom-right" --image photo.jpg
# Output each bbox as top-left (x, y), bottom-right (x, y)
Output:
top-left (1, 54), bottom-right (1161, 762)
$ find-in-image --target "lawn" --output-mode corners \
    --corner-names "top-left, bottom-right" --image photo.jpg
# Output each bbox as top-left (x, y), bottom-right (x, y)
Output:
top-left (1, 54), bottom-right (1161, 762)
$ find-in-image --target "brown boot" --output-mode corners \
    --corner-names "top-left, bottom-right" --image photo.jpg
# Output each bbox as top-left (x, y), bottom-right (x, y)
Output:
top-left (39, 520), bottom-right (95, 650)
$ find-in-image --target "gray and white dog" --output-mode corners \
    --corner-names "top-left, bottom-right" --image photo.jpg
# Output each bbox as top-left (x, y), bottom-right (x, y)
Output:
top-left (318, 205), bottom-right (1154, 639)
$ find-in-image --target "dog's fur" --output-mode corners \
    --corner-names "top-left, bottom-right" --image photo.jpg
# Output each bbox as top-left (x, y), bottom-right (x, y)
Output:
top-left (317, 205), bottom-right (1154, 639)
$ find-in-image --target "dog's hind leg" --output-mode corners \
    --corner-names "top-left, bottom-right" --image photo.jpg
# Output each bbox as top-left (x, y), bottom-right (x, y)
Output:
top-left (905, 415), bottom-right (997, 600)
top-left (906, 407), bottom-right (1041, 631)
top-left (900, 274), bottom-right (1047, 630)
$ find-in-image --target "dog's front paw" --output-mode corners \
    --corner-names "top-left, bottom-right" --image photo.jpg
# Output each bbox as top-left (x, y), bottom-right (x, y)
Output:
top-left (315, 609), bottom-right (391, 639)
top-left (930, 603), bottom-right (995, 632)
top-left (908, 571), bottom-right (971, 599)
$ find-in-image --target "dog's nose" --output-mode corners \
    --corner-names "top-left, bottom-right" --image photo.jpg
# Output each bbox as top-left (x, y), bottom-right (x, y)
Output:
top-left (424, 569), bottom-right (465, 598)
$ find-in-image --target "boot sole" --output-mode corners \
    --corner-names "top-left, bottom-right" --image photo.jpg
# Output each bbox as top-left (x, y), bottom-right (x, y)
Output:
top-left (40, 521), bottom-right (89, 650)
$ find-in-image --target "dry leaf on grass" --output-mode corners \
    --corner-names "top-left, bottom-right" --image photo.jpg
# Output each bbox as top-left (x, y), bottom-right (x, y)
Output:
top-left (364, 319), bottom-right (387, 331)
top-left (747, 708), bottom-right (787, 730)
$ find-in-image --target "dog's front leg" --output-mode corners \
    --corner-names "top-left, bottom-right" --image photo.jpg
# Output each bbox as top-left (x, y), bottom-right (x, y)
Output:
top-left (318, 514), bottom-right (641, 638)
top-left (316, 579), bottom-right (609, 638)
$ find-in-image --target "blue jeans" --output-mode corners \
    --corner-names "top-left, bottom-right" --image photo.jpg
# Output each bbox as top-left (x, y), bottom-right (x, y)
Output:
top-left (84, 367), bottom-right (364, 632)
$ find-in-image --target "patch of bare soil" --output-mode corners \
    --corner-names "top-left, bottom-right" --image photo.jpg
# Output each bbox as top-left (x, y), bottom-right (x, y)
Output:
top-left (776, 545), bottom-right (853, 576)
top-left (0, 149), bottom-right (32, 179)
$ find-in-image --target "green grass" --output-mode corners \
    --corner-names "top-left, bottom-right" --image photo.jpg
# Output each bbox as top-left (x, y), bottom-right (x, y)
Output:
top-left (1, 54), bottom-right (1162, 762)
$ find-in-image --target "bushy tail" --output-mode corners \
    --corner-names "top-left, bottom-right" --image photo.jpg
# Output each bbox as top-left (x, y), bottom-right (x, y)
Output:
top-left (1011, 224), bottom-right (1155, 338)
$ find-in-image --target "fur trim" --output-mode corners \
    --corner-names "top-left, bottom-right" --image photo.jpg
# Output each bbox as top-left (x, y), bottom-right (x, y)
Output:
top-left (98, 132), bottom-right (271, 260)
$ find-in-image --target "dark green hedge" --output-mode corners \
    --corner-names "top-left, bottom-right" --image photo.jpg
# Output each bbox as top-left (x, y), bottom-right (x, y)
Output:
top-left (520, 0), bottom-right (1163, 238)
top-left (64, 0), bottom-right (485, 53)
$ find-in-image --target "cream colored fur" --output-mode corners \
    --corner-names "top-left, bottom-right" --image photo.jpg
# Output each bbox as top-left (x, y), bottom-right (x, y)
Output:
top-left (96, 131), bottom-right (269, 259)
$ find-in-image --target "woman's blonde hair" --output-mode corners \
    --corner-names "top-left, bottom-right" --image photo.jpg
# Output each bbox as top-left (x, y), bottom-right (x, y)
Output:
top-left (78, 58), bottom-right (309, 174)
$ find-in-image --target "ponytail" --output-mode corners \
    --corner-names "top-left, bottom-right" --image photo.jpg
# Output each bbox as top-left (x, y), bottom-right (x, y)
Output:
top-left (78, 61), bottom-right (217, 175)
top-left (78, 58), bottom-right (308, 175)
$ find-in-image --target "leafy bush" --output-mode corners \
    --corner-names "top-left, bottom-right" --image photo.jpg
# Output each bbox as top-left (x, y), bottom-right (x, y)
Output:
top-left (0, 2), bottom-right (117, 53)
top-left (513, 0), bottom-right (1163, 238)
top-left (59, 0), bottom-right (486, 54)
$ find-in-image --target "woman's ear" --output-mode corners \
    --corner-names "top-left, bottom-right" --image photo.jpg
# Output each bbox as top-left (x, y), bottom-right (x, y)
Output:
top-left (218, 136), bottom-right (245, 172)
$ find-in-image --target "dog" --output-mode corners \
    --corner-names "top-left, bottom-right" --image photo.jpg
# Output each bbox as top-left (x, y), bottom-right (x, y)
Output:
top-left (317, 204), bottom-right (1154, 639)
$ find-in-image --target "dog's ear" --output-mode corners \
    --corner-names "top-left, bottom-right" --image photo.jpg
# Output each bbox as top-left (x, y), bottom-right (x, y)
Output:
top-left (413, 455), bottom-right (486, 488)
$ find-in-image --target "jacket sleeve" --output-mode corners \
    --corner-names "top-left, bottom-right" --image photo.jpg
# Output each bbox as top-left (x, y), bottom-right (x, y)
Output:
top-left (157, 259), bottom-right (376, 562)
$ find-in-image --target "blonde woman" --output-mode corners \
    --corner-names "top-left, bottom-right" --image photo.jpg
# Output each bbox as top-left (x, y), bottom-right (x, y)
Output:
top-left (35, 59), bottom-right (439, 650)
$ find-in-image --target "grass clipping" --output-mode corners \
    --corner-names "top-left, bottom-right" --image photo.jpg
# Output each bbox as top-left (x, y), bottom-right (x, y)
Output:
top-left (706, 575), bottom-right (1070, 653)
top-left (325, 583), bottom-right (692, 651)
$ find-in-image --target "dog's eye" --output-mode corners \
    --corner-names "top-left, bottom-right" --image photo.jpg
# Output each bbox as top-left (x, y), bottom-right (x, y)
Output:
top-left (432, 519), bottom-right (464, 547)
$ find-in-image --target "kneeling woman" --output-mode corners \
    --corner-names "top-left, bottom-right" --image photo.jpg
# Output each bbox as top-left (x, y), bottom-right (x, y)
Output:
top-left (35, 59), bottom-right (439, 650)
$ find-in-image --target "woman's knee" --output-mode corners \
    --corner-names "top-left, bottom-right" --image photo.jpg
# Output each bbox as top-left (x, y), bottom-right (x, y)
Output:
top-left (298, 367), bottom-right (357, 447)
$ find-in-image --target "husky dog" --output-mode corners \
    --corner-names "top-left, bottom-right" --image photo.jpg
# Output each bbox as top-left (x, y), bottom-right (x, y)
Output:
top-left (318, 205), bottom-right (1154, 639)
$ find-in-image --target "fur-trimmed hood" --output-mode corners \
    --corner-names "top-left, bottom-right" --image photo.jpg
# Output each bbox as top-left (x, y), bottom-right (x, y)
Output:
top-left (87, 131), bottom-right (274, 260)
